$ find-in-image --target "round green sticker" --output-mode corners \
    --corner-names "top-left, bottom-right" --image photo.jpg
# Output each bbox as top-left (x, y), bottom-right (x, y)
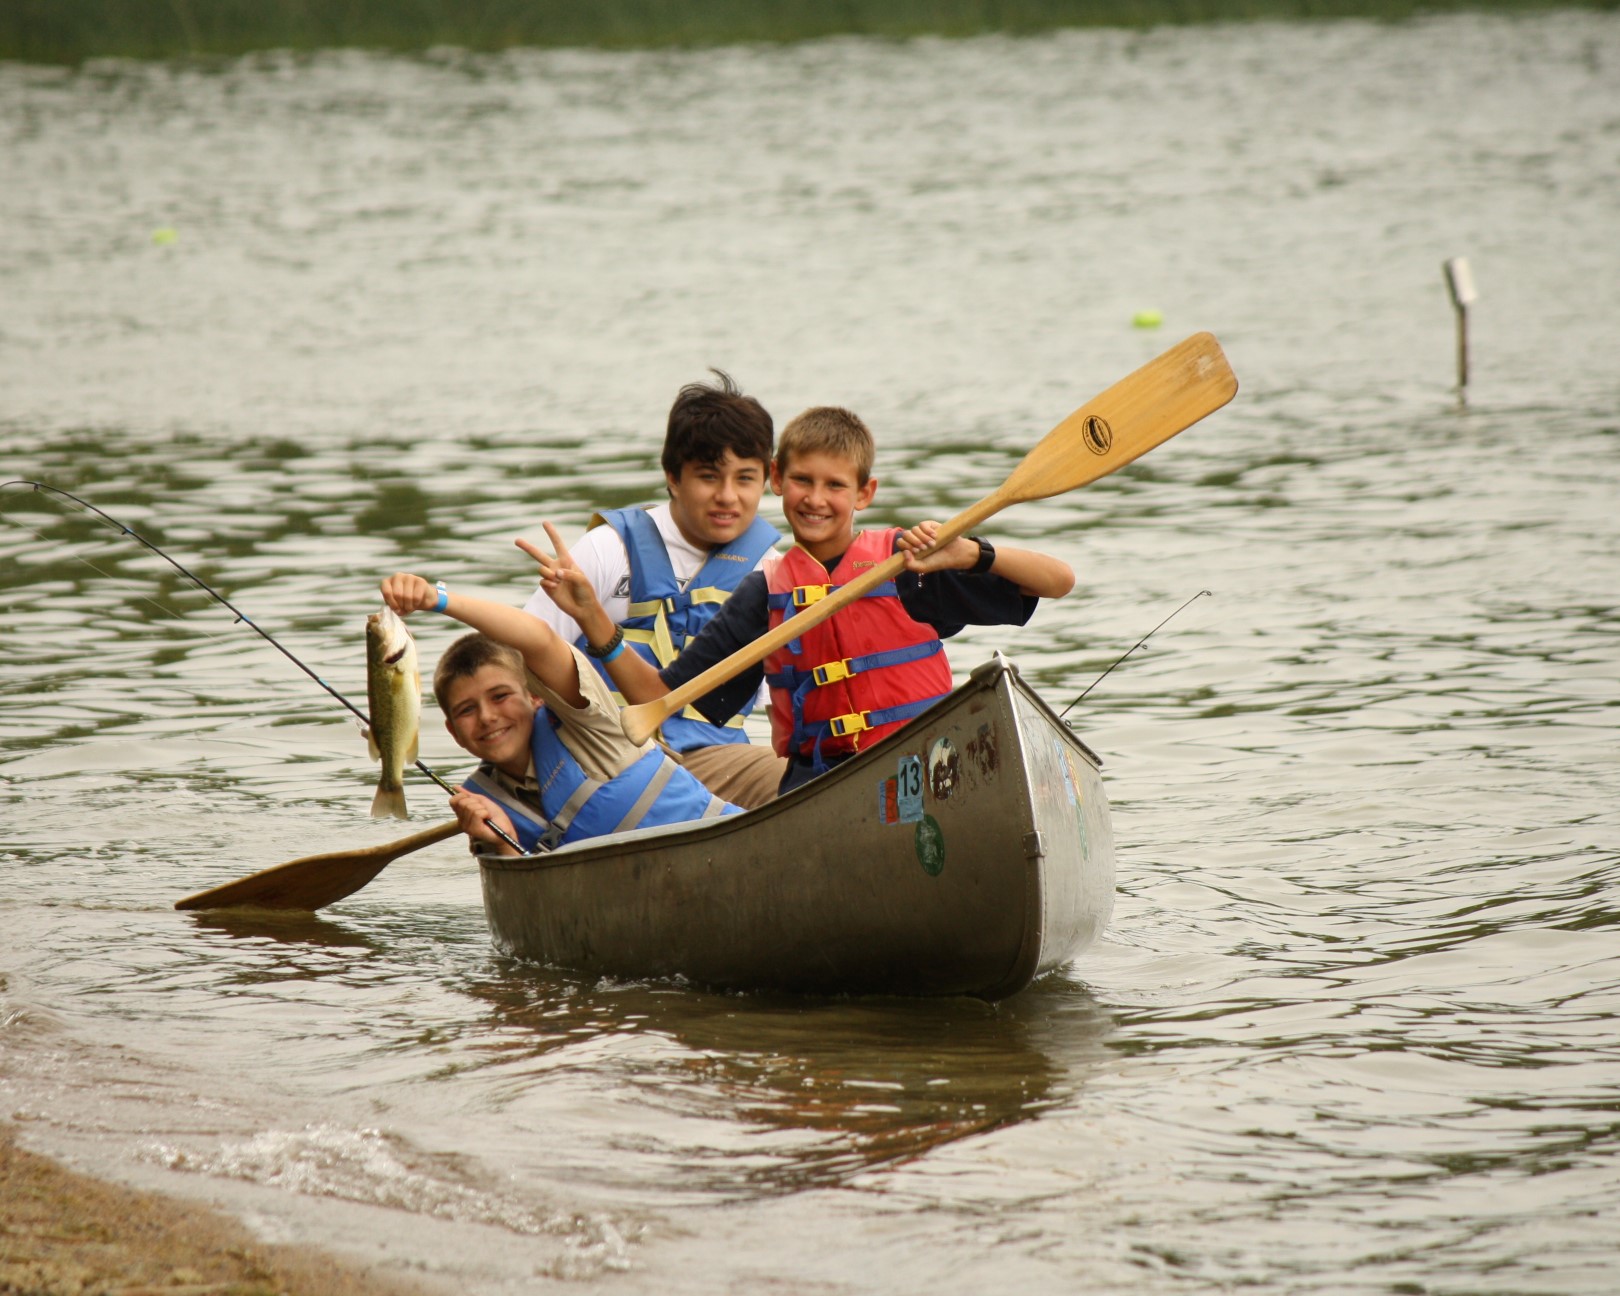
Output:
top-left (915, 813), bottom-right (945, 876)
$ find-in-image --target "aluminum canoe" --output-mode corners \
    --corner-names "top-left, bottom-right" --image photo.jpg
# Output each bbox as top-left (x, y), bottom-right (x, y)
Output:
top-left (478, 653), bottom-right (1115, 1000)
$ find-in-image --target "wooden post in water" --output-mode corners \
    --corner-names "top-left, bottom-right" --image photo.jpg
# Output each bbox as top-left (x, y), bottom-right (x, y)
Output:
top-left (1443, 257), bottom-right (1477, 391)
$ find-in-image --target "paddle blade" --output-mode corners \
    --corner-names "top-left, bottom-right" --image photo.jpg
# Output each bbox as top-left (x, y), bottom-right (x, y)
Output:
top-left (999, 332), bottom-right (1237, 507)
top-left (174, 820), bottom-right (461, 912)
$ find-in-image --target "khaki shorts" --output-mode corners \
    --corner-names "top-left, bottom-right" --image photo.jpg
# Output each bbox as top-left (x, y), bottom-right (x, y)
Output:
top-left (672, 743), bottom-right (787, 811)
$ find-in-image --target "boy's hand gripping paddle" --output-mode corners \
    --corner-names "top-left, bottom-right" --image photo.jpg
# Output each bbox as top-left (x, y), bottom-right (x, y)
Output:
top-left (619, 331), bottom-right (1238, 747)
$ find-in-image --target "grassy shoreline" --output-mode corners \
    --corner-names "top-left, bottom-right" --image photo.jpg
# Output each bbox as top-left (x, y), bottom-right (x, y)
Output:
top-left (0, 1123), bottom-right (431, 1296)
top-left (3, 0), bottom-right (1612, 65)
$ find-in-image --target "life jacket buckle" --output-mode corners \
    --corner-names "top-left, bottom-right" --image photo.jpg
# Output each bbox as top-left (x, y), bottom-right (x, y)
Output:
top-left (812, 658), bottom-right (852, 687)
top-left (792, 584), bottom-right (830, 608)
top-left (828, 710), bottom-right (871, 738)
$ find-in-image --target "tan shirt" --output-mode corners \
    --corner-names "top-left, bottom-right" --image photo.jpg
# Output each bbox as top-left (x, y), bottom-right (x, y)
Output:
top-left (499, 643), bottom-right (651, 790)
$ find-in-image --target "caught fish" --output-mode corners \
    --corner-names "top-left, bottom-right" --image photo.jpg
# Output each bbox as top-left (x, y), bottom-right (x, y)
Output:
top-left (365, 606), bottom-right (421, 819)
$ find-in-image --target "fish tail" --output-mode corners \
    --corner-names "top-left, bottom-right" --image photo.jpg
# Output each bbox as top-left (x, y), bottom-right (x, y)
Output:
top-left (371, 781), bottom-right (409, 820)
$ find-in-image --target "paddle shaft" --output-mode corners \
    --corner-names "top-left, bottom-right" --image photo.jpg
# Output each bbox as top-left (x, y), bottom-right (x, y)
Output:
top-left (621, 331), bottom-right (1237, 746)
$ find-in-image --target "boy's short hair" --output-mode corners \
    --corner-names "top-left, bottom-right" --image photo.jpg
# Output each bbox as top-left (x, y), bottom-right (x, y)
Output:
top-left (662, 369), bottom-right (773, 480)
top-left (775, 406), bottom-right (876, 484)
top-left (433, 632), bottom-right (526, 713)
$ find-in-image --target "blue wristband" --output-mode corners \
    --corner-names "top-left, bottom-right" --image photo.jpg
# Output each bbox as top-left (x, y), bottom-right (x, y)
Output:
top-left (600, 639), bottom-right (626, 664)
top-left (433, 581), bottom-right (449, 613)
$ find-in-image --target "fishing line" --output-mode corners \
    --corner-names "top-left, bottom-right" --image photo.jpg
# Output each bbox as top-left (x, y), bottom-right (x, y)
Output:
top-left (1, 479), bottom-right (519, 849)
top-left (1059, 589), bottom-right (1211, 720)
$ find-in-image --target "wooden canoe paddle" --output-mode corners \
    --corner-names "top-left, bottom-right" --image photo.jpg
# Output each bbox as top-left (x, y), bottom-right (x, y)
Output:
top-left (620, 331), bottom-right (1238, 746)
top-left (174, 819), bottom-right (461, 912)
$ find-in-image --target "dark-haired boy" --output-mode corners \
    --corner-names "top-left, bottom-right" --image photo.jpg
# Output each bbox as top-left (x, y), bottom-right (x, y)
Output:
top-left (523, 370), bottom-right (786, 809)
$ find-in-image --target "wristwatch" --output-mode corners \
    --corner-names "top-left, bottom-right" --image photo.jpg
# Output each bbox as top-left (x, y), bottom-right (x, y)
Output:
top-left (969, 536), bottom-right (996, 574)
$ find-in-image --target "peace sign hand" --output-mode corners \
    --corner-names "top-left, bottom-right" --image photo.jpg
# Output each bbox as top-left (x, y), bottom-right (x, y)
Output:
top-left (515, 524), bottom-right (601, 624)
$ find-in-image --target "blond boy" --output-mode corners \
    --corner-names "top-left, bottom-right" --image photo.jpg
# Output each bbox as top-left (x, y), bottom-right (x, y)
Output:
top-left (379, 573), bottom-right (737, 854)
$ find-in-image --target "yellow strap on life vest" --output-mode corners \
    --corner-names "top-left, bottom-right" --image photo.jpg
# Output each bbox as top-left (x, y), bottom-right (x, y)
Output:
top-left (792, 583), bottom-right (830, 608)
top-left (682, 705), bottom-right (746, 728)
top-left (603, 681), bottom-right (747, 733)
top-left (623, 622), bottom-right (678, 669)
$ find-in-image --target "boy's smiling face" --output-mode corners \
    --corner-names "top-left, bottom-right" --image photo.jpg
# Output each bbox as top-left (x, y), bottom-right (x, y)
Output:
top-left (443, 663), bottom-right (539, 778)
top-left (771, 450), bottom-right (878, 564)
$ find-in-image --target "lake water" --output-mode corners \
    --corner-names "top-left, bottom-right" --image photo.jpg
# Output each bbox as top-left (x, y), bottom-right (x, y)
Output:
top-left (3, 11), bottom-right (1619, 1292)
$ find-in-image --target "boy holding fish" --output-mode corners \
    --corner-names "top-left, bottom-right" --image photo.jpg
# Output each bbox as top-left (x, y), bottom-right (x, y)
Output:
top-left (533, 404), bottom-right (1075, 797)
top-left (521, 370), bottom-right (787, 810)
top-left (376, 573), bottom-right (740, 855)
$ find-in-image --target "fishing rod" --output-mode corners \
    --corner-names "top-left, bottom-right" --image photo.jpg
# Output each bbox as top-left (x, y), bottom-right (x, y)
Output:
top-left (1058, 589), bottom-right (1210, 720)
top-left (1, 479), bottom-right (521, 852)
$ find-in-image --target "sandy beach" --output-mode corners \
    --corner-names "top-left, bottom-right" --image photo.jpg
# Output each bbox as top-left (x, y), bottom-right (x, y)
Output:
top-left (1, 1124), bottom-right (430, 1296)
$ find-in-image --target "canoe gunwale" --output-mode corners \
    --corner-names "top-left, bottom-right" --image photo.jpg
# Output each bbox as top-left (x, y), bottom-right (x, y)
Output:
top-left (482, 654), bottom-right (1096, 876)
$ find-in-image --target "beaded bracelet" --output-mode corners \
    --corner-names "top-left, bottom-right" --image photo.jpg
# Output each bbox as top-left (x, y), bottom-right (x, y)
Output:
top-left (586, 625), bottom-right (625, 660)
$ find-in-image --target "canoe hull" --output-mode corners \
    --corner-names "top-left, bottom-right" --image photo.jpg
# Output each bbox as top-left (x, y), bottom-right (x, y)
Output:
top-left (479, 655), bottom-right (1115, 1000)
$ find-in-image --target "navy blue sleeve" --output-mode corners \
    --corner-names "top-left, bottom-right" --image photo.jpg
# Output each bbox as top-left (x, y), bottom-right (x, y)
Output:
top-left (656, 571), bottom-right (769, 724)
top-left (891, 535), bottom-right (1038, 637)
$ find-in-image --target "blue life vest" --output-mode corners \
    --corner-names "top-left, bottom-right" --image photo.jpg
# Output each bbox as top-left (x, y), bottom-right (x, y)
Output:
top-left (579, 507), bottom-right (780, 753)
top-left (462, 705), bottom-right (740, 853)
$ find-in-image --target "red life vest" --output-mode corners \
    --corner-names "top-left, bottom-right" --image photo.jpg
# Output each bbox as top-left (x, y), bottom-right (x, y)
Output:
top-left (763, 529), bottom-right (953, 769)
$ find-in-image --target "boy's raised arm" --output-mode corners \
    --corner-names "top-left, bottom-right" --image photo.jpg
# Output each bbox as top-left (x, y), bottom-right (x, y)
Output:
top-left (896, 521), bottom-right (1075, 599)
top-left (516, 529), bottom-right (671, 705)
top-left (379, 572), bottom-right (586, 707)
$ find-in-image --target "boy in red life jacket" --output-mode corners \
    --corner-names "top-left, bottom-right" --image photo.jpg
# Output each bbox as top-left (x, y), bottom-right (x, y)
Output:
top-left (527, 405), bottom-right (1075, 797)
top-left (379, 572), bottom-right (738, 856)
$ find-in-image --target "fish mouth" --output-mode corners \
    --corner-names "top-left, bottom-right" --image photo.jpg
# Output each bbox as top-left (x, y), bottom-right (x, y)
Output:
top-left (368, 607), bottom-right (415, 663)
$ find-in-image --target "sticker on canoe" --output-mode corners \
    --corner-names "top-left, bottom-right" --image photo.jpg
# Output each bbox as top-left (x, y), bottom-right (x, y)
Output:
top-left (880, 755), bottom-right (926, 825)
top-left (896, 754), bottom-right (925, 823)
top-left (1054, 738), bottom-right (1092, 862)
top-left (1054, 738), bottom-right (1081, 806)
top-left (965, 723), bottom-right (999, 783)
top-left (928, 736), bottom-right (960, 800)
top-left (915, 813), bottom-right (945, 876)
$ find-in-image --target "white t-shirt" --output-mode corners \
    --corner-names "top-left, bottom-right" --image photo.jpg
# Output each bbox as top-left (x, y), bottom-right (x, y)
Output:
top-left (522, 502), bottom-right (775, 646)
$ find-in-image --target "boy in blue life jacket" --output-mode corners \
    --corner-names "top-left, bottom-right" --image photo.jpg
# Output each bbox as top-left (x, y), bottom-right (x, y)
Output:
top-left (522, 370), bottom-right (786, 810)
top-left (379, 573), bottom-right (739, 856)
top-left (526, 405), bottom-right (1075, 797)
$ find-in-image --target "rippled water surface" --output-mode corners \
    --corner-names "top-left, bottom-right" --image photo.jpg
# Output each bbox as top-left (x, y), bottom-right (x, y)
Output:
top-left (3, 13), bottom-right (1619, 1293)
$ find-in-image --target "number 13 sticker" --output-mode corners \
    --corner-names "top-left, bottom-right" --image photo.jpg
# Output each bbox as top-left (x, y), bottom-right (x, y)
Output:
top-left (896, 754), bottom-right (924, 823)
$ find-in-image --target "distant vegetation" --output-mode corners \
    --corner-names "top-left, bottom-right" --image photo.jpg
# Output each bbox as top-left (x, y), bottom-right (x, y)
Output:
top-left (3, 0), bottom-right (1611, 64)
